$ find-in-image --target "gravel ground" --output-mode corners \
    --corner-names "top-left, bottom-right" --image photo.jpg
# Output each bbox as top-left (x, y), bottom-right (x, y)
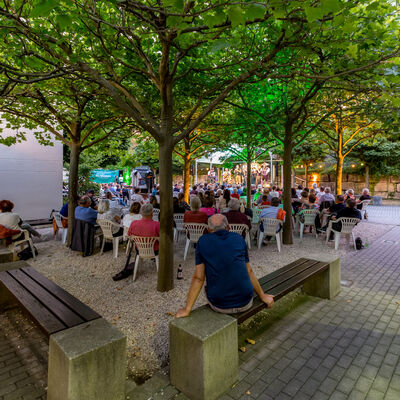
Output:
top-left (29, 220), bottom-right (394, 381)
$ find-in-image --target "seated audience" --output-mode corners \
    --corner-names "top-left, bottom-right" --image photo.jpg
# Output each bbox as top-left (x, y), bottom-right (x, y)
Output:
top-left (177, 193), bottom-right (190, 210)
top-left (344, 189), bottom-right (355, 200)
top-left (75, 196), bottom-right (98, 225)
top-left (123, 202), bottom-right (142, 228)
top-left (318, 187), bottom-right (335, 204)
top-left (97, 199), bottom-right (123, 236)
top-left (200, 198), bottom-right (218, 217)
top-left (176, 214), bottom-right (274, 317)
top-left (231, 188), bottom-right (240, 200)
top-left (0, 199), bottom-right (40, 239)
top-left (268, 186), bottom-right (280, 200)
top-left (223, 198), bottom-right (251, 236)
top-left (149, 195), bottom-right (160, 209)
top-left (113, 204), bottom-right (160, 281)
top-left (357, 188), bottom-right (371, 212)
top-left (259, 197), bottom-right (285, 229)
top-left (105, 191), bottom-right (126, 208)
top-left (239, 199), bottom-right (253, 219)
top-left (173, 197), bottom-right (186, 214)
top-left (184, 197), bottom-right (208, 224)
top-left (87, 189), bottom-right (98, 209)
top-left (131, 188), bottom-right (145, 204)
top-left (260, 194), bottom-right (271, 206)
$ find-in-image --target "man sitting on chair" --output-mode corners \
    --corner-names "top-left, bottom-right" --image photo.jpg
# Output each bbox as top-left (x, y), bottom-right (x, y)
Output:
top-left (176, 214), bottom-right (274, 317)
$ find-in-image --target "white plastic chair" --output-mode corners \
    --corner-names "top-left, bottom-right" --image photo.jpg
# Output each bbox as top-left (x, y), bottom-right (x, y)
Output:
top-left (251, 208), bottom-right (262, 224)
top-left (326, 217), bottom-right (360, 250)
top-left (229, 223), bottom-right (251, 249)
top-left (53, 213), bottom-right (67, 244)
top-left (359, 200), bottom-right (370, 219)
top-left (173, 214), bottom-right (185, 242)
top-left (8, 230), bottom-right (35, 260)
top-left (97, 219), bottom-right (123, 258)
top-left (298, 209), bottom-right (319, 240)
top-left (129, 236), bottom-right (159, 281)
top-left (153, 208), bottom-right (160, 221)
top-left (183, 223), bottom-right (208, 260)
top-left (258, 218), bottom-right (282, 252)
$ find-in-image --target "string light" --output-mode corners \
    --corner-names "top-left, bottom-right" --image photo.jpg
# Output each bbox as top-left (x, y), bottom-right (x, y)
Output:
top-left (319, 165), bottom-right (323, 168)
top-left (351, 164), bottom-right (356, 168)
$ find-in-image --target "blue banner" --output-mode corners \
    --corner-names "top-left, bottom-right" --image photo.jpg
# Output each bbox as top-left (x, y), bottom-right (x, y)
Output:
top-left (90, 169), bottom-right (120, 184)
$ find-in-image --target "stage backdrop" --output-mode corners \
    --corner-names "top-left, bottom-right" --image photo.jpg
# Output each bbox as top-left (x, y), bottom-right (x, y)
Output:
top-left (0, 121), bottom-right (63, 220)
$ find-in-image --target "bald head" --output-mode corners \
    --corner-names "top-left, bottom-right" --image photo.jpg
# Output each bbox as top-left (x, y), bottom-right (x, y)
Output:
top-left (208, 214), bottom-right (228, 232)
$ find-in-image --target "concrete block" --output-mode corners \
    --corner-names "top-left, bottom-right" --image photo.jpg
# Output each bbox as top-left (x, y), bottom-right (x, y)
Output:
top-left (0, 249), bottom-right (13, 264)
top-left (303, 258), bottom-right (341, 300)
top-left (170, 305), bottom-right (238, 400)
top-left (47, 318), bottom-right (126, 400)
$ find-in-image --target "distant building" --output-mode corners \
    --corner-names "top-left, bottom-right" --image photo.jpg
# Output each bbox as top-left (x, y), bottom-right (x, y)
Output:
top-left (0, 120), bottom-right (63, 220)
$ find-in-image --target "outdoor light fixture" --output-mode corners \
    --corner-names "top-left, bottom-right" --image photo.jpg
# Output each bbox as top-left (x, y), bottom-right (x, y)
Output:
top-left (319, 165), bottom-right (323, 168)
top-left (351, 164), bottom-right (355, 168)
top-left (310, 163), bottom-right (313, 166)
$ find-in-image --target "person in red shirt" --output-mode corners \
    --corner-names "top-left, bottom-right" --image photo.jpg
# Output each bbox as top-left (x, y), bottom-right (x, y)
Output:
top-left (231, 188), bottom-right (240, 200)
top-left (184, 197), bottom-right (208, 224)
top-left (113, 203), bottom-right (159, 281)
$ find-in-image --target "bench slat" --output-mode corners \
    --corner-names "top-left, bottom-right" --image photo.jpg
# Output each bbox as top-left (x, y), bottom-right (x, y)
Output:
top-left (258, 258), bottom-right (311, 286)
top-left (265, 261), bottom-right (329, 299)
top-left (8, 269), bottom-right (85, 328)
top-left (234, 259), bottom-right (329, 323)
top-left (259, 259), bottom-right (321, 293)
top-left (0, 271), bottom-right (66, 335)
top-left (20, 267), bottom-right (100, 321)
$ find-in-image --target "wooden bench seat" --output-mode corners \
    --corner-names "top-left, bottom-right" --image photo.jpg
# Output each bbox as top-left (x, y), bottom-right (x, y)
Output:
top-left (234, 258), bottom-right (330, 323)
top-left (170, 257), bottom-right (340, 400)
top-left (0, 266), bottom-right (100, 336)
top-left (0, 263), bottom-right (126, 400)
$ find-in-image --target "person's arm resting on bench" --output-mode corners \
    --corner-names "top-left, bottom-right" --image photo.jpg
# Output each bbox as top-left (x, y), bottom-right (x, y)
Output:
top-left (246, 262), bottom-right (274, 308)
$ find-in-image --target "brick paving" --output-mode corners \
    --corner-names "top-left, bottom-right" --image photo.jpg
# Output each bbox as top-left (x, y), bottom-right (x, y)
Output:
top-left (146, 224), bottom-right (400, 399)
top-left (0, 309), bottom-right (47, 400)
top-left (220, 225), bottom-right (400, 400)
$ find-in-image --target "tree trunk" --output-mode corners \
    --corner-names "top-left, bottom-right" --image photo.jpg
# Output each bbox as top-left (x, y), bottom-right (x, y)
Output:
top-left (183, 139), bottom-right (191, 204)
top-left (365, 165), bottom-right (369, 189)
top-left (282, 132), bottom-right (293, 245)
top-left (157, 140), bottom-right (174, 292)
top-left (246, 149), bottom-right (252, 209)
top-left (304, 163), bottom-right (308, 187)
top-left (336, 156), bottom-right (343, 195)
top-left (67, 142), bottom-right (80, 245)
top-left (304, 164), bottom-right (308, 188)
top-left (292, 168), bottom-right (296, 187)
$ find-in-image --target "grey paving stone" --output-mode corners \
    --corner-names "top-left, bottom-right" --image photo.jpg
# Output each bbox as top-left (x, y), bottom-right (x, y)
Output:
top-left (319, 377), bottom-right (337, 395)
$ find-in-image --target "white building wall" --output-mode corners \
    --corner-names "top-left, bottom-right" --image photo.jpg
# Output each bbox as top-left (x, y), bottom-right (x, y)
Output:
top-left (0, 122), bottom-right (63, 220)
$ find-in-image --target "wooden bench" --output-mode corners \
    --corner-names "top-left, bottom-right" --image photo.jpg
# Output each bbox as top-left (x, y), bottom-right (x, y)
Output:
top-left (0, 262), bottom-right (126, 400)
top-left (234, 258), bottom-right (334, 323)
top-left (170, 257), bottom-right (340, 400)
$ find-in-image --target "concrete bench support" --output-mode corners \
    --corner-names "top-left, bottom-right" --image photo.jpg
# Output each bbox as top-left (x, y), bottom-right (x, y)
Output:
top-left (303, 258), bottom-right (341, 300)
top-left (170, 306), bottom-right (238, 400)
top-left (47, 318), bottom-right (126, 400)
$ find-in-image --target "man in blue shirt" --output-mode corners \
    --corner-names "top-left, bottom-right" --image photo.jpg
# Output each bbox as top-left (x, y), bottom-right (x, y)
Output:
top-left (75, 196), bottom-right (98, 225)
top-left (176, 214), bottom-right (274, 317)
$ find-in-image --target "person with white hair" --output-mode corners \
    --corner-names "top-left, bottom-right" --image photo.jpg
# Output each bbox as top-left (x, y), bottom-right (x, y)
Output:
top-left (318, 187), bottom-right (335, 204)
top-left (97, 199), bottom-right (123, 236)
top-left (176, 214), bottom-right (274, 317)
top-left (356, 188), bottom-right (371, 212)
top-left (223, 198), bottom-right (251, 237)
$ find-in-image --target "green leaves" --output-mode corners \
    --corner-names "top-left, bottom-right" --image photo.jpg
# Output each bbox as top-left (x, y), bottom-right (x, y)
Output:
top-left (56, 14), bottom-right (73, 30)
top-left (227, 6), bottom-right (246, 28)
top-left (246, 5), bottom-right (266, 21)
top-left (31, 0), bottom-right (58, 18)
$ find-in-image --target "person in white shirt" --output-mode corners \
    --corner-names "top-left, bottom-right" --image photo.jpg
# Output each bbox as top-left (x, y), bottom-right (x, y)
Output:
top-left (123, 202), bottom-right (142, 228)
top-left (318, 187), bottom-right (335, 204)
top-left (130, 188), bottom-right (145, 205)
top-left (97, 199), bottom-right (123, 236)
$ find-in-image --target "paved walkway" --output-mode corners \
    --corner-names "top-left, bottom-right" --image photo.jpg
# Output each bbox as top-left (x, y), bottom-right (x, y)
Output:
top-left (142, 225), bottom-right (400, 400)
top-left (0, 309), bottom-right (47, 400)
top-left (365, 206), bottom-right (400, 225)
top-left (220, 225), bottom-right (400, 400)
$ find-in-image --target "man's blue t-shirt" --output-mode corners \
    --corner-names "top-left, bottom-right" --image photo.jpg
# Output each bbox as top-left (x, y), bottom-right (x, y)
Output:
top-left (60, 203), bottom-right (68, 217)
top-left (75, 206), bottom-right (98, 225)
top-left (195, 230), bottom-right (253, 309)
